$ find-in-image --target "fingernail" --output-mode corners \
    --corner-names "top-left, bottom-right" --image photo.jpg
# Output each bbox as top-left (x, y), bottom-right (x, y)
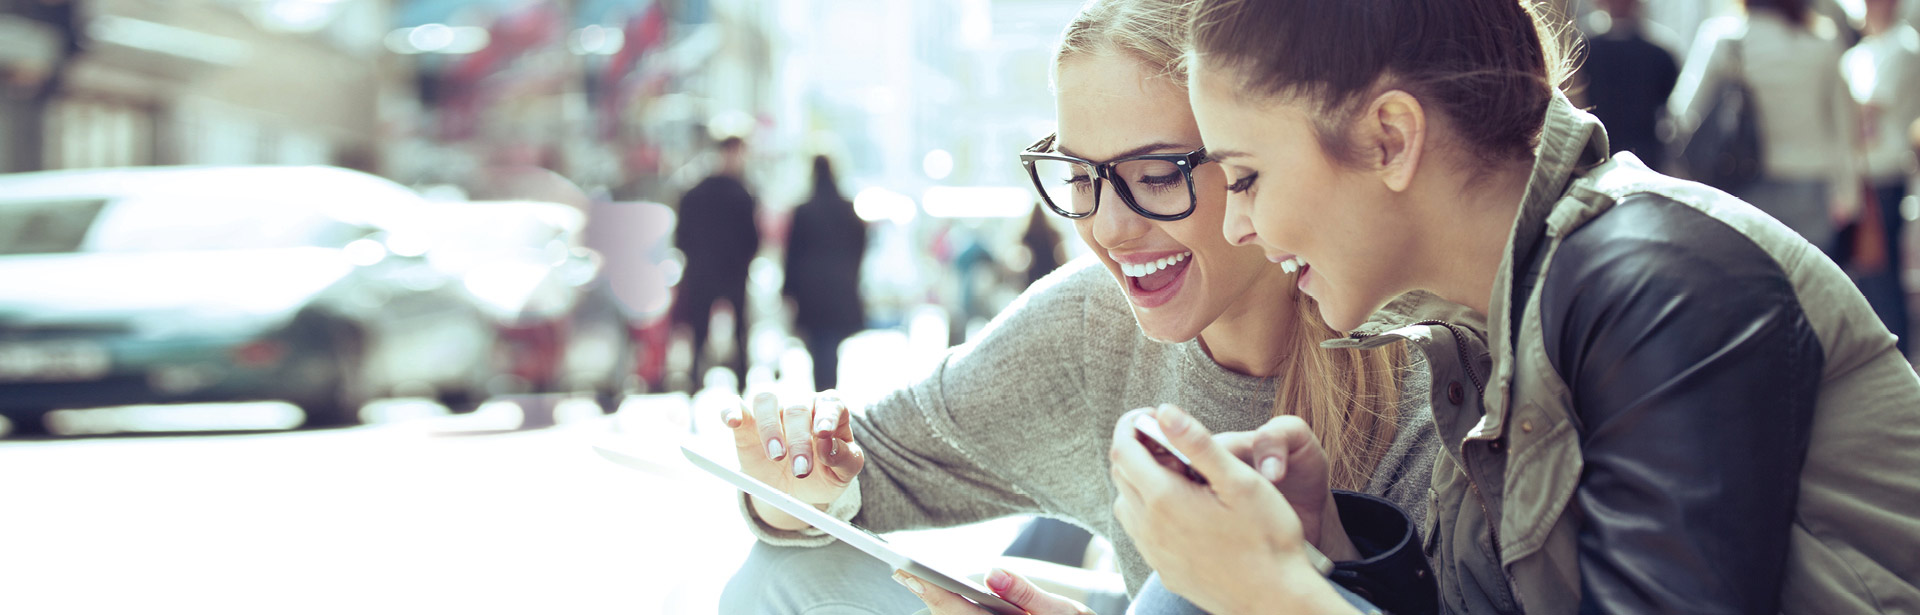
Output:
top-left (986, 568), bottom-right (1013, 593)
top-left (893, 571), bottom-right (924, 595)
top-left (1161, 407), bottom-right (1192, 436)
top-left (1261, 456), bottom-right (1283, 482)
top-left (793, 455), bottom-right (810, 477)
top-left (816, 416), bottom-right (836, 433)
top-left (767, 439), bottom-right (784, 461)
top-left (722, 410), bottom-right (740, 427)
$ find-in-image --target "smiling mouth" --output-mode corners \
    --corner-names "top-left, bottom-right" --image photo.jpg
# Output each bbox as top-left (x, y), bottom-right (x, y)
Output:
top-left (1122, 252), bottom-right (1190, 293)
top-left (1277, 255), bottom-right (1308, 274)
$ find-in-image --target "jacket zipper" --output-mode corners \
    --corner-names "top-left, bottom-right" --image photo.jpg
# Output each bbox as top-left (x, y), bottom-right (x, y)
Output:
top-left (1415, 320), bottom-right (1484, 395)
top-left (1415, 320), bottom-right (1524, 610)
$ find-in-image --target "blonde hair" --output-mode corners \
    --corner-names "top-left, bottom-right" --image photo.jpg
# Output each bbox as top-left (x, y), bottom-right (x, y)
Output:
top-left (1057, 0), bottom-right (1407, 491)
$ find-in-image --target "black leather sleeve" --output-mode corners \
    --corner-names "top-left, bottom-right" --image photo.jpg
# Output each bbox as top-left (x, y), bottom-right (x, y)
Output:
top-left (1328, 490), bottom-right (1438, 615)
top-left (1541, 195), bottom-right (1822, 615)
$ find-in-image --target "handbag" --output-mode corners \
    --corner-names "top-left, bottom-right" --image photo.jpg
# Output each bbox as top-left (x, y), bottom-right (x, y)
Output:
top-left (1834, 183), bottom-right (1889, 274)
top-left (1678, 36), bottom-right (1765, 193)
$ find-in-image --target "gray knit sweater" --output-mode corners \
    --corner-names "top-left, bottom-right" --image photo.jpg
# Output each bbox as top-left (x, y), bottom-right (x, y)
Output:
top-left (744, 257), bottom-right (1439, 596)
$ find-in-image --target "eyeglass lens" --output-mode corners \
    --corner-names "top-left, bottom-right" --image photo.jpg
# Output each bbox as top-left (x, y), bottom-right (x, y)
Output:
top-left (1029, 158), bottom-right (1189, 217)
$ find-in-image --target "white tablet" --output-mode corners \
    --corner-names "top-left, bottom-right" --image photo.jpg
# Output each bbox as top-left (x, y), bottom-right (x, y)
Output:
top-left (595, 442), bottom-right (1023, 615)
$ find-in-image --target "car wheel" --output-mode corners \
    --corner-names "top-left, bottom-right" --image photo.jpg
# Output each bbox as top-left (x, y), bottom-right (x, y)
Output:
top-left (2, 409), bottom-right (52, 437)
top-left (299, 326), bottom-right (368, 429)
top-left (595, 336), bottom-right (639, 414)
top-left (440, 389), bottom-right (484, 415)
top-left (442, 339), bottom-right (507, 415)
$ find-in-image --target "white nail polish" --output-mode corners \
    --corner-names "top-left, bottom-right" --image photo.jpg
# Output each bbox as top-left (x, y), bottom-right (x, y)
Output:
top-left (793, 455), bottom-right (811, 477)
top-left (767, 440), bottom-right (784, 460)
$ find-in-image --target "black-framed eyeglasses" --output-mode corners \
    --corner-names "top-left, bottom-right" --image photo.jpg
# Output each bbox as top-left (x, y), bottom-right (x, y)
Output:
top-left (1019, 133), bottom-right (1212, 221)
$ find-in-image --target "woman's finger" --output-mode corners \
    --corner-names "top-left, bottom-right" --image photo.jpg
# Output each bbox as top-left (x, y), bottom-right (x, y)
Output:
top-left (815, 390), bottom-right (853, 441)
top-left (811, 393), bottom-right (860, 479)
top-left (818, 436), bottom-right (865, 484)
top-left (782, 400), bottom-right (816, 478)
top-left (896, 570), bottom-right (990, 614)
top-left (1249, 415), bottom-right (1315, 484)
top-left (1150, 404), bottom-right (1265, 498)
top-left (750, 392), bottom-right (786, 462)
top-left (984, 568), bottom-right (1095, 615)
top-left (1212, 430), bottom-right (1260, 465)
top-left (1108, 411), bottom-right (1175, 497)
top-left (726, 397), bottom-right (760, 451)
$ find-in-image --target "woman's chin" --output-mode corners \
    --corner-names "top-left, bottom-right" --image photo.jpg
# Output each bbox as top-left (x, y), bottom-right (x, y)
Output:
top-left (1319, 301), bottom-right (1372, 334)
top-left (1133, 312), bottom-right (1202, 344)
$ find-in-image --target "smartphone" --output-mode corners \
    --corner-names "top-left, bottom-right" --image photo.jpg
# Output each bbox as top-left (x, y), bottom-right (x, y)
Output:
top-left (1128, 412), bottom-right (1337, 577)
top-left (1133, 413), bottom-right (1206, 484)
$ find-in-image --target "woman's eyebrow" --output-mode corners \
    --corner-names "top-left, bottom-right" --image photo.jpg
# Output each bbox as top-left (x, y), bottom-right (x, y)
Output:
top-left (1055, 141), bottom-right (1191, 161)
top-left (1205, 148), bottom-right (1249, 161)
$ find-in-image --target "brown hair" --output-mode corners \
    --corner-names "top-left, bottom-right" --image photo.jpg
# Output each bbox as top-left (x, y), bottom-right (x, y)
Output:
top-left (1190, 0), bottom-right (1574, 167)
top-left (1057, 0), bottom-right (1407, 491)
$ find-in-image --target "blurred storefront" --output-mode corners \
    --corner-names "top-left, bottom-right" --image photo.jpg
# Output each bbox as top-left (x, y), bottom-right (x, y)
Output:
top-left (0, 0), bottom-right (396, 174)
top-left (381, 0), bottom-right (779, 205)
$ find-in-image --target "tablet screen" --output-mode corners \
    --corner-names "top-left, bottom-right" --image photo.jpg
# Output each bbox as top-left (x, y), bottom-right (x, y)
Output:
top-left (595, 442), bottom-right (1023, 615)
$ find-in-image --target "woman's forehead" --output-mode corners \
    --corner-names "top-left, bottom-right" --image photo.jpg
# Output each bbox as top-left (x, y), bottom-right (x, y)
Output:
top-left (1055, 54), bottom-right (1200, 160)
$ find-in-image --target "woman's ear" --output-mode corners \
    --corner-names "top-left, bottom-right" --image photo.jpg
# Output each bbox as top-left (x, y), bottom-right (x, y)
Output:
top-left (1360, 90), bottom-right (1425, 193)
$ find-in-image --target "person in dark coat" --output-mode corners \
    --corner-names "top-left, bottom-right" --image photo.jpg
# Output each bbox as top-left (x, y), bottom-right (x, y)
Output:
top-left (781, 155), bottom-right (868, 390)
top-left (673, 136), bottom-right (760, 391)
top-left (1020, 201), bottom-right (1066, 288)
top-left (1579, 0), bottom-right (1682, 172)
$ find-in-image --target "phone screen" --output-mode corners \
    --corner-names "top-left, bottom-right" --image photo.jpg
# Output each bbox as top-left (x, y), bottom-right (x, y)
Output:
top-left (1133, 414), bottom-right (1207, 484)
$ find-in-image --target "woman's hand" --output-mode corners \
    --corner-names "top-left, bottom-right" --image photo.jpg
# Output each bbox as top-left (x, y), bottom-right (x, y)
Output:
top-left (896, 568), bottom-right (1092, 615)
top-left (1109, 405), bottom-right (1359, 615)
top-left (1213, 415), bottom-right (1359, 561)
top-left (724, 390), bottom-right (864, 530)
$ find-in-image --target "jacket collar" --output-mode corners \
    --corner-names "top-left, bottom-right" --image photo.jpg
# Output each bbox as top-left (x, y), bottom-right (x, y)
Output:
top-left (1475, 92), bottom-right (1611, 440)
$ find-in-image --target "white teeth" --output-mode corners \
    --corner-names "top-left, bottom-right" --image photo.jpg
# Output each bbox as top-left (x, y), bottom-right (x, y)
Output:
top-left (1121, 252), bottom-right (1189, 278)
top-left (1279, 256), bottom-right (1307, 274)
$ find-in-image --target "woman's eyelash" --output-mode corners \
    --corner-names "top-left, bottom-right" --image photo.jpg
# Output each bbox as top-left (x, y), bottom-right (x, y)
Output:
top-left (1226, 172), bottom-right (1259, 194)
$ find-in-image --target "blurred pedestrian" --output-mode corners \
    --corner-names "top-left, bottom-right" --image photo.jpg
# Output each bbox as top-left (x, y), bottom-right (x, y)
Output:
top-left (1670, 0), bottom-right (1863, 256)
top-left (1843, 0), bottom-right (1917, 355)
top-left (781, 155), bottom-right (868, 391)
top-left (673, 135), bottom-right (761, 391)
top-left (1578, 0), bottom-right (1682, 171)
top-left (1020, 201), bottom-right (1066, 287)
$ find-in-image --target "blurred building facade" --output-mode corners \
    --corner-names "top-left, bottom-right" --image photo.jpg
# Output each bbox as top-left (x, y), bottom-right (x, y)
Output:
top-left (0, 0), bottom-right (395, 174)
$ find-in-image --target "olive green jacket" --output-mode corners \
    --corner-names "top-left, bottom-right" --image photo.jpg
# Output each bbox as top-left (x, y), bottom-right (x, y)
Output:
top-left (1335, 94), bottom-right (1920, 614)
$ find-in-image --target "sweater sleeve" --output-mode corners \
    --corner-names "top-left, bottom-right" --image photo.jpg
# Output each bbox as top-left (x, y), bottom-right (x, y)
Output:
top-left (740, 259), bottom-right (1107, 544)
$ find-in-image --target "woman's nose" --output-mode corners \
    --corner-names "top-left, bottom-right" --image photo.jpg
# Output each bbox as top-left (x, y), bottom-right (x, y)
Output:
top-left (1222, 197), bottom-right (1257, 246)
top-left (1091, 179), bottom-right (1150, 243)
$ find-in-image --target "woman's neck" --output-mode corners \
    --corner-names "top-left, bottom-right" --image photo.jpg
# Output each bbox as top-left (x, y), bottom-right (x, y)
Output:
top-left (1416, 161), bottom-right (1533, 319)
top-left (1197, 268), bottom-right (1296, 378)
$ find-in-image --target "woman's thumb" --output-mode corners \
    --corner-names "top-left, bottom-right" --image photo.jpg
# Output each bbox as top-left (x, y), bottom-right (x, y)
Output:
top-left (985, 569), bottom-right (1093, 615)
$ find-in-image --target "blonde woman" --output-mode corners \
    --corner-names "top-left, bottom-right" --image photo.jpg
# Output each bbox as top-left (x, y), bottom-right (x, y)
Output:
top-left (715, 0), bottom-right (1474, 613)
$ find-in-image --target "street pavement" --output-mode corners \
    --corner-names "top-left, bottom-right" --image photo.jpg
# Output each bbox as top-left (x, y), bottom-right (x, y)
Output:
top-left (0, 392), bottom-right (1027, 614)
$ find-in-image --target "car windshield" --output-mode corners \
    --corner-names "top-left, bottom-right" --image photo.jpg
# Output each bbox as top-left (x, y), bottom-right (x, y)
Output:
top-left (0, 195), bottom-right (373, 254)
top-left (0, 198), bottom-right (109, 255)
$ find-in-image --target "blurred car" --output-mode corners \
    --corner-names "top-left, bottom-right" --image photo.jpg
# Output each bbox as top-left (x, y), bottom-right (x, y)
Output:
top-left (408, 200), bottom-right (633, 409)
top-left (0, 166), bottom-right (500, 434)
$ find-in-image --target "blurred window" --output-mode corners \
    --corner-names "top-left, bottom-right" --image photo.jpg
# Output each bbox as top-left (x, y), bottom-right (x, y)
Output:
top-left (84, 196), bottom-right (370, 252)
top-left (0, 199), bottom-right (108, 255)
